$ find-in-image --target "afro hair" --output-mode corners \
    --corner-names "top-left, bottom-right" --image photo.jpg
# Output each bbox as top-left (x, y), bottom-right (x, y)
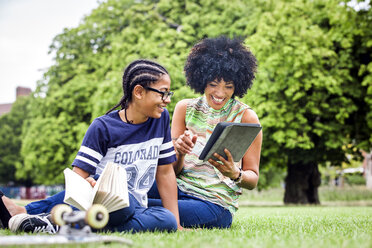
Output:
top-left (184, 36), bottom-right (257, 98)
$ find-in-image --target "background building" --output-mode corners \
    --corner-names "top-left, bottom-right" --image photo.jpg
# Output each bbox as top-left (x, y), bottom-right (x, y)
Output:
top-left (0, 86), bottom-right (31, 116)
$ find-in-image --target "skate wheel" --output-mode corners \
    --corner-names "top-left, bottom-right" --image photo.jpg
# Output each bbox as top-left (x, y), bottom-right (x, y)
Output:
top-left (51, 204), bottom-right (73, 226)
top-left (85, 204), bottom-right (109, 229)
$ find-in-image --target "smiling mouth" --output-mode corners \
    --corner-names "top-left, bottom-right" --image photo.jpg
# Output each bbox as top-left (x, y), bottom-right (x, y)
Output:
top-left (211, 95), bottom-right (225, 103)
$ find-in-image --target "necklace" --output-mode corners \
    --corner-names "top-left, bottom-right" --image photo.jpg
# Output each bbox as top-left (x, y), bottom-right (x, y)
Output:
top-left (124, 108), bottom-right (133, 124)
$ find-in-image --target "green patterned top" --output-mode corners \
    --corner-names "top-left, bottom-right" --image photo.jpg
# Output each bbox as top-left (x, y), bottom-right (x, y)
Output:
top-left (177, 96), bottom-right (250, 214)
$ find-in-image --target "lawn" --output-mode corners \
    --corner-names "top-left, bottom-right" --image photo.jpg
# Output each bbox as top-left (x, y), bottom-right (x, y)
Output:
top-left (1, 206), bottom-right (371, 248)
top-left (240, 185), bottom-right (372, 205)
top-left (116, 206), bottom-right (372, 248)
top-left (1, 186), bottom-right (371, 248)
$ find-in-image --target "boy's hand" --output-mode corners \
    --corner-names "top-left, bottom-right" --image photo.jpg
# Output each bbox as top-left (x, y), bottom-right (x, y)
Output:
top-left (72, 166), bottom-right (96, 187)
top-left (85, 177), bottom-right (96, 187)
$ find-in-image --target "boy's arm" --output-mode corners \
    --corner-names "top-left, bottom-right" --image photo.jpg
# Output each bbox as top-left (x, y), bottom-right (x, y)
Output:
top-left (156, 163), bottom-right (182, 230)
top-left (72, 166), bottom-right (96, 187)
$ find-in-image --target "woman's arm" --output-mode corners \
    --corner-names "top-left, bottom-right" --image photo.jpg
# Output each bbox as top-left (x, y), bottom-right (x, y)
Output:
top-left (156, 163), bottom-right (182, 229)
top-left (237, 109), bottom-right (262, 189)
top-left (208, 108), bottom-right (262, 190)
top-left (171, 99), bottom-right (197, 175)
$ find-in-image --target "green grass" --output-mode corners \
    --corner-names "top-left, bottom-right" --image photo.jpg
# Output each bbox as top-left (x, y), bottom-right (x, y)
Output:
top-left (319, 185), bottom-right (372, 202)
top-left (1, 206), bottom-right (371, 248)
top-left (240, 185), bottom-right (372, 205)
top-left (2, 186), bottom-right (372, 247)
top-left (120, 207), bottom-right (372, 248)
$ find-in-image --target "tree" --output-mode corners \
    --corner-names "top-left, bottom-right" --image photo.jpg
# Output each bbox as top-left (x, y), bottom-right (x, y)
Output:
top-left (0, 96), bottom-right (32, 186)
top-left (9, 0), bottom-right (371, 200)
top-left (245, 0), bottom-right (372, 203)
top-left (16, 0), bottom-right (260, 184)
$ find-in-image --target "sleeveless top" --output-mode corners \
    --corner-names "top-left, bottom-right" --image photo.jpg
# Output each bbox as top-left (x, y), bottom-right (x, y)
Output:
top-left (176, 96), bottom-right (250, 214)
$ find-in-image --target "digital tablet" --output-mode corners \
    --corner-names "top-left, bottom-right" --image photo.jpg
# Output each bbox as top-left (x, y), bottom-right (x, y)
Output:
top-left (199, 122), bottom-right (262, 162)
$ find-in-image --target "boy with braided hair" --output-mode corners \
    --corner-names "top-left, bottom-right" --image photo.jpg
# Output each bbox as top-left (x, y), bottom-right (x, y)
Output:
top-left (1, 59), bottom-right (181, 233)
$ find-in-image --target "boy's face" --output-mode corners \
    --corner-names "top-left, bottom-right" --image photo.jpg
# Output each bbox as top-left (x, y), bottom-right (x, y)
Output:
top-left (141, 74), bottom-right (172, 119)
top-left (204, 79), bottom-right (235, 110)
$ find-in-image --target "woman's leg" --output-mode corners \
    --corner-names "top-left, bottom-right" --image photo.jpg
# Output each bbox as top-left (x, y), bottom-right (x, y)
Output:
top-left (177, 193), bottom-right (232, 228)
top-left (148, 182), bottom-right (232, 229)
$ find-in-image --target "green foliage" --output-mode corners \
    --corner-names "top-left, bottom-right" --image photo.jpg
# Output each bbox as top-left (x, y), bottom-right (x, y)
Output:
top-left (245, 0), bottom-right (372, 172)
top-left (255, 162), bottom-right (286, 189)
top-left (9, 0), bottom-right (262, 184)
top-left (19, 75), bottom-right (95, 184)
top-left (0, 0), bottom-right (371, 188)
top-left (344, 173), bottom-right (366, 185)
top-left (0, 97), bottom-right (31, 185)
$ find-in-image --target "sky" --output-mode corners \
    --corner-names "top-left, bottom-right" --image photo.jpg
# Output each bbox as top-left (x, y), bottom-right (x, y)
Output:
top-left (0, 0), bottom-right (100, 104)
top-left (0, 0), bottom-right (370, 105)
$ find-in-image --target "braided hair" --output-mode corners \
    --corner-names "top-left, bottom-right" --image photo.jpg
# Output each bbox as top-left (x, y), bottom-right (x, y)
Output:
top-left (184, 36), bottom-right (257, 98)
top-left (106, 59), bottom-right (169, 114)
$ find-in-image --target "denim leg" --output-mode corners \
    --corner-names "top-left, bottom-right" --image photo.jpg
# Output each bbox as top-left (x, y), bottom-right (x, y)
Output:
top-left (147, 182), bottom-right (161, 199)
top-left (25, 190), bottom-right (76, 214)
top-left (148, 182), bottom-right (232, 229)
top-left (147, 182), bottom-right (162, 207)
top-left (25, 190), bottom-right (176, 233)
top-left (107, 193), bottom-right (177, 233)
top-left (24, 180), bottom-right (177, 233)
top-left (25, 174), bottom-right (104, 214)
top-left (110, 206), bottom-right (177, 233)
top-left (105, 193), bottom-right (137, 227)
top-left (177, 194), bottom-right (232, 228)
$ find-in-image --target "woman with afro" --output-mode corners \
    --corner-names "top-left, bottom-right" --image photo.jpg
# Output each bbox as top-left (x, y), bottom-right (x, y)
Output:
top-left (148, 36), bottom-right (262, 229)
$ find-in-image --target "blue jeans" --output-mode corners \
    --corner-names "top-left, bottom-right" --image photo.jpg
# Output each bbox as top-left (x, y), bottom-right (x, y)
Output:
top-left (25, 190), bottom-right (177, 233)
top-left (148, 182), bottom-right (232, 228)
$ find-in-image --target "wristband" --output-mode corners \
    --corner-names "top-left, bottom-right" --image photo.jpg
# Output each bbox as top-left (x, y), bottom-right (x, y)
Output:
top-left (233, 167), bottom-right (243, 184)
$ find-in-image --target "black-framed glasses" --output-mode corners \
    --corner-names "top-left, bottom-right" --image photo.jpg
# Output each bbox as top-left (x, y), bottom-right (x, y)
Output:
top-left (144, 86), bottom-right (174, 101)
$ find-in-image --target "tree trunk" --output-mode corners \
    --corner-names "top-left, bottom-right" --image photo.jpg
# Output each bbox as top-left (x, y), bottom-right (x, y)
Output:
top-left (284, 162), bottom-right (321, 204)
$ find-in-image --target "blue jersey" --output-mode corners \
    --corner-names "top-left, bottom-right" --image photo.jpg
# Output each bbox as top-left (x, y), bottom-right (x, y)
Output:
top-left (72, 109), bottom-right (176, 207)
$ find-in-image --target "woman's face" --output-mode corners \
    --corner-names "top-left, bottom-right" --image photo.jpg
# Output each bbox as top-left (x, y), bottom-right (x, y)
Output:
top-left (204, 79), bottom-right (235, 110)
top-left (141, 74), bottom-right (172, 119)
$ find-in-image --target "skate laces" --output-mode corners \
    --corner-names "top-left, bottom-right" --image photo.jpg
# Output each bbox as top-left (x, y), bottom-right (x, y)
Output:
top-left (33, 215), bottom-right (59, 234)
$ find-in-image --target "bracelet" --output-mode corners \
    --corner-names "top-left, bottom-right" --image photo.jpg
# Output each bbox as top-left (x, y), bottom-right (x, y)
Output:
top-left (233, 167), bottom-right (243, 184)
